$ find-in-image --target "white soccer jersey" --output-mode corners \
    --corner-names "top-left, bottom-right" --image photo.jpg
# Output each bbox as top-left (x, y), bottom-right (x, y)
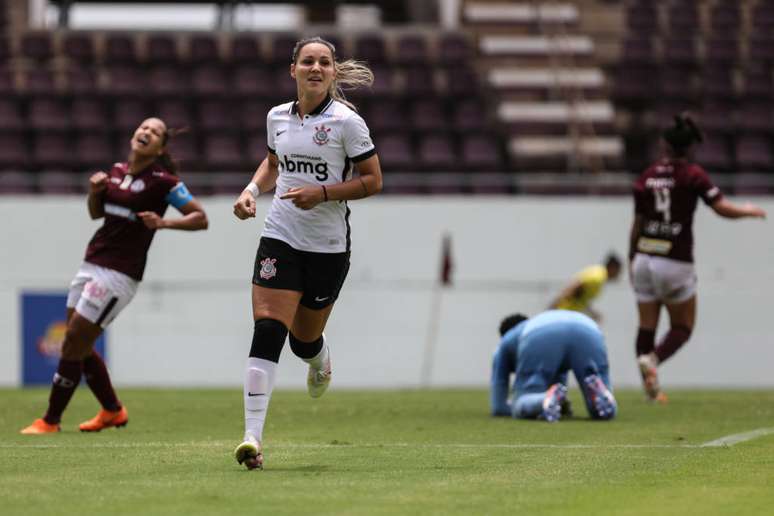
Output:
top-left (261, 95), bottom-right (376, 253)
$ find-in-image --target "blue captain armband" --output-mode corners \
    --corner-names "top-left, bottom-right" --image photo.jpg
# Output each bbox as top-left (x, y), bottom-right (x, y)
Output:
top-left (165, 182), bottom-right (194, 209)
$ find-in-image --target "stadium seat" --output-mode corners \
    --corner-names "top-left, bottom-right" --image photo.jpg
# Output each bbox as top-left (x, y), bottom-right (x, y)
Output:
top-left (625, 5), bottom-right (659, 35)
top-left (21, 68), bottom-right (58, 96)
top-left (701, 67), bottom-right (736, 101)
top-left (704, 37), bottom-right (739, 66)
top-left (662, 37), bottom-right (697, 67)
top-left (233, 65), bottom-right (275, 98)
top-left (735, 136), bottom-right (773, 171)
top-left (659, 67), bottom-right (696, 102)
top-left (354, 35), bottom-right (388, 64)
top-left (198, 100), bottom-right (239, 132)
top-left (165, 131), bottom-right (200, 172)
top-left (366, 101), bottom-right (407, 133)
top-left (747, 33), bottom-right (774, 63)
top-left (113, 99), bottom-right (152, 131)
top-left (38, 171), bottom-right (81, 193)
top-left (272, 67), bottom-right (297, 98)
top-left (191, 65), bottom-right (229, 97)
top-left (105, 34), bottom-right (139, 63)
top-left (28, 98), bottom-right (70, 132)
top-left (20, 32), bottom-right (54, 62)
top-left (0, 134), bottom-right (29, 170)
top-left (0, 67), bottom-right (14, 95)
top-left (0, 99), bottom-right (24, 131)
top-left (695, 136), bottom-right (733, 172)
top-left (461, 136), bottom-right (504, 172)
top-left (403, 66), bottom-right (437, 97)
top-left (710, 5), bottom-right (741, 34)
top-left (438, 33), bottom-right (472, 67)
top-left (667, 3), bottom-right (698, 34)
top-left (188, 34), bottom-right (220, 64)
top-left (32, 133), bottom-right (75, 170)
top-left (0, 171), bottom-right (35, 192)
top-left (620, 36), bottom-right (655, 66)
top-left (75, 133), bottom-right (115, 170)
top-left (409, 100), bottom-right (447, 132)
top-left (148, 66), bottom-right (190, 97)
top-left (445, 67), bottom-right (480, 97)
top-left (239, 101), bottom-right (273, 132)
top-left (735, 103), bottom-right (773, 135)
top-left (245, 131), bottom-right (269, 164)
top-left (103, 65), bottom-right (147, 97)
top-left (269, 33), bottom-right (299, 66)
top-left (417, 135), bottom-right (457, 171)
top-left (155, 100), bottom-right (194, 129)
top-left (63, 66), bottom-right (98, 96)
top-left (375, 133), bottom-right (414, 171)
top-left (0, 38), bottom-right (9, 64)
top-left (395, 35), bottom-right (428, 66)
top-left (146, 34), bottom-right (179, 64)
top-left (230, 34), bottom-right (262, 64)
top-left (452, 100), bottom-right (488, 132)
top-left (62, 33), bottom-right (96, 65)
top-left (203, 134), bottom-right (245, 171)
top-left (742, 69), bottom-right (773, 100)
top-left (71, 98), bottom-right (109, 131)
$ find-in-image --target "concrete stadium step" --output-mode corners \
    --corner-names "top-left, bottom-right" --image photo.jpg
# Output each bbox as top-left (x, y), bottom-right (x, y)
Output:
top-left (479, 35), bottom-right (594, 57)
top-left (488, 67), bottom-right (606, 90)
top-left (465, 2), bottom-right (579, 25)
top-left (498, 100), bottom-right (614, 124)
top-left (509, 136), bottom-right (623, 157)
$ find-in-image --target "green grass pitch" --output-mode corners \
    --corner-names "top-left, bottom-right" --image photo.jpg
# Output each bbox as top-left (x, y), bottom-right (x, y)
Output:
top-left (2, 388), bottom-right (773, 515)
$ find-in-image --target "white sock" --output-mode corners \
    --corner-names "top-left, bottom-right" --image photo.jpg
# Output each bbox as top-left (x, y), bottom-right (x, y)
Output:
top-left (304, 338), bottom-right (328, 370)
top-left (243, 357), bottom-right (277, 442)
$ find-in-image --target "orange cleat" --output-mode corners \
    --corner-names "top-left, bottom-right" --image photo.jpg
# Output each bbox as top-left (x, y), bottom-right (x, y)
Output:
top-left (20, 418), bottom-right (61, 435)
top-left (79, 406), bottom-right (128, 432)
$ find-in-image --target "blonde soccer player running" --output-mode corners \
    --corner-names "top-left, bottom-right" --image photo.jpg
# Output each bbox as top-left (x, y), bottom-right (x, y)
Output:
top-left (231, 37), bottom-right (383, 470)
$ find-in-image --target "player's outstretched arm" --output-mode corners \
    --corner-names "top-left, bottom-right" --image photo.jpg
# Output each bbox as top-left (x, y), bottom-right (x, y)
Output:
top-left (711, 198), bottom-right (767, 220)
top-left (87, 171), bottom-right (108, 219)
top-left (138, 198), bottom-right (208, 231)
top-left (233, 154), bottom-right (280, 220)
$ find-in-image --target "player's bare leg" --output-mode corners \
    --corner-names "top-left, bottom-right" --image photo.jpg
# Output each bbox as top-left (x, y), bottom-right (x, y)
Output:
top-left (636, 301), bottom-right (666, 402)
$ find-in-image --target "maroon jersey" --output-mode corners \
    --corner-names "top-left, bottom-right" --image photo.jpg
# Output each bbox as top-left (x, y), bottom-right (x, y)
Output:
top-left (633, 158), bottom-right (723, 263)
top-left (85, 162), bottom-right (180, 280)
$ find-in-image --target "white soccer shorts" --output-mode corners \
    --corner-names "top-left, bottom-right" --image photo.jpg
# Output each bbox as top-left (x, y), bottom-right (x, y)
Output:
top-left (631, 253), bottom-right (697, 304)
top-left (66, 262), bottom-right (139, 328)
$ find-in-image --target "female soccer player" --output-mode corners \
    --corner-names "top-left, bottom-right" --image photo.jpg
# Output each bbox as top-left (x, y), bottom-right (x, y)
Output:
top-left (231, 37), bottom-right (382, 469)
top-left (629, 114), bottom-right (766, 403)
top-left (21, 117), bottom-right (208, 434)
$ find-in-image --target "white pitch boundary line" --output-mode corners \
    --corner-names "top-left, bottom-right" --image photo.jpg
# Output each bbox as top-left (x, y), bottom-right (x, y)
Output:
top-left (4, 429), bottom-right (774, 451)
top-left (700, 427), bottom-right (774, 448)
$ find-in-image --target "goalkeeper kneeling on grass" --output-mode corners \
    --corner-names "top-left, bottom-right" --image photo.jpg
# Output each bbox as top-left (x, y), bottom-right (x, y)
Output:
top-left (490, 310), bottom-right (617, 422)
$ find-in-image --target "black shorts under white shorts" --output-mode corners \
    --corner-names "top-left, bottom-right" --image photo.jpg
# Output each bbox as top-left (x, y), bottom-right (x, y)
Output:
top-left (252, 237), bottom-right (350, 310)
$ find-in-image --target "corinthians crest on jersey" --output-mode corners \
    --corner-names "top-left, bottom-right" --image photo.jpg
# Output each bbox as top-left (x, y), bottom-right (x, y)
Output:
top-left (262, 95), bottom-right (377, 254)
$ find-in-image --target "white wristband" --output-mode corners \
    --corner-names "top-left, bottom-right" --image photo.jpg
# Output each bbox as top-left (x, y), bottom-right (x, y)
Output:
top-left (244, 182), bottom-right (260, 199)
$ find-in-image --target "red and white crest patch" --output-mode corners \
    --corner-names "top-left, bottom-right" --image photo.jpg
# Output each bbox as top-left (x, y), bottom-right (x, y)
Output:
top-left (259, 258), bottom-right (277, 280)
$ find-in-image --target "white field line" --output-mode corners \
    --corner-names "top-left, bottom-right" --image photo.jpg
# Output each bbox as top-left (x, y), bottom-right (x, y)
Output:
top-left (700, 427), bottom-right (774, 447)
top-left (4, 429), bottom-right (774, 451)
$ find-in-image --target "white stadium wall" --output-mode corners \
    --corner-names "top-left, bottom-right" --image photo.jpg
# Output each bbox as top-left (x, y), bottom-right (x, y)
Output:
top-left (1, 195), bottom-right (772, 389)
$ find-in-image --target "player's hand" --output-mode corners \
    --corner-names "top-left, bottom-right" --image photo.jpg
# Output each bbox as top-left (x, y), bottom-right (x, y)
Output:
top-left (280, 186), bottom-right (325, 210)
top-left (233, 191), bottom-right (256, 220)
top-left (745, 204), bottom-right (767, 219)
top-left (89, 171), bottom-right (108, 194)
top-left (137, 211), bottom-right (166, 229)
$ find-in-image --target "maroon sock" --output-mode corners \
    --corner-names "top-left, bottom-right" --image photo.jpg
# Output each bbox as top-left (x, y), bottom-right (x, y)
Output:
top-left (654, 326), bottom-right (692, 364)
top-left (43, 359), bottom-right (83, 425)
top-left (636, 328), bottom-right (656, 356)
top-left (83, 351), bottom-right (121, 412)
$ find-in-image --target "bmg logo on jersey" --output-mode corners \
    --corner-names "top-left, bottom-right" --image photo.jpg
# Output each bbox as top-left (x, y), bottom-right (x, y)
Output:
top-left (280, 154), bottom-right (329, 182)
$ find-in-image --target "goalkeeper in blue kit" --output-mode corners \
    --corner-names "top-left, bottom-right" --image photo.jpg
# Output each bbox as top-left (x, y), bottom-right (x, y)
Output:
top-left (490, 310), bottom-right (617, 422)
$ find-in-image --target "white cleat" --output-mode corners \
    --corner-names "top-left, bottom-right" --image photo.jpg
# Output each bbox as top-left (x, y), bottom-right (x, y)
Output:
top-left (234, 435), bottom-right (263, 470)
top-left (637, 353), bottom-right (666, 403)
top-left (307, 345), bottom-right (331, 399)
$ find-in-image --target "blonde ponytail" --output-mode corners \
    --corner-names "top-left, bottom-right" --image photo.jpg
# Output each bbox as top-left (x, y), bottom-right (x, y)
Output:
top-left (291, 36), bottom-right (374, 111)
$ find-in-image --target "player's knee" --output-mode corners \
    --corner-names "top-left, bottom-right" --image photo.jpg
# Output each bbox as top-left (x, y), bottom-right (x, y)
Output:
top-left (249, 318), bottom-right (288, 362)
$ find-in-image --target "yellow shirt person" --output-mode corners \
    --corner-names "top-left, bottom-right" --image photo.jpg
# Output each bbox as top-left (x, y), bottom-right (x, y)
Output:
top-left (550, 254), bottom-right (622, 322)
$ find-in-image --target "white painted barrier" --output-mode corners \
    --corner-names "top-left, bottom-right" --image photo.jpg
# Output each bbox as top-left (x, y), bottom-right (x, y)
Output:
top-left (1, 195), bottom-right (772, 388)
